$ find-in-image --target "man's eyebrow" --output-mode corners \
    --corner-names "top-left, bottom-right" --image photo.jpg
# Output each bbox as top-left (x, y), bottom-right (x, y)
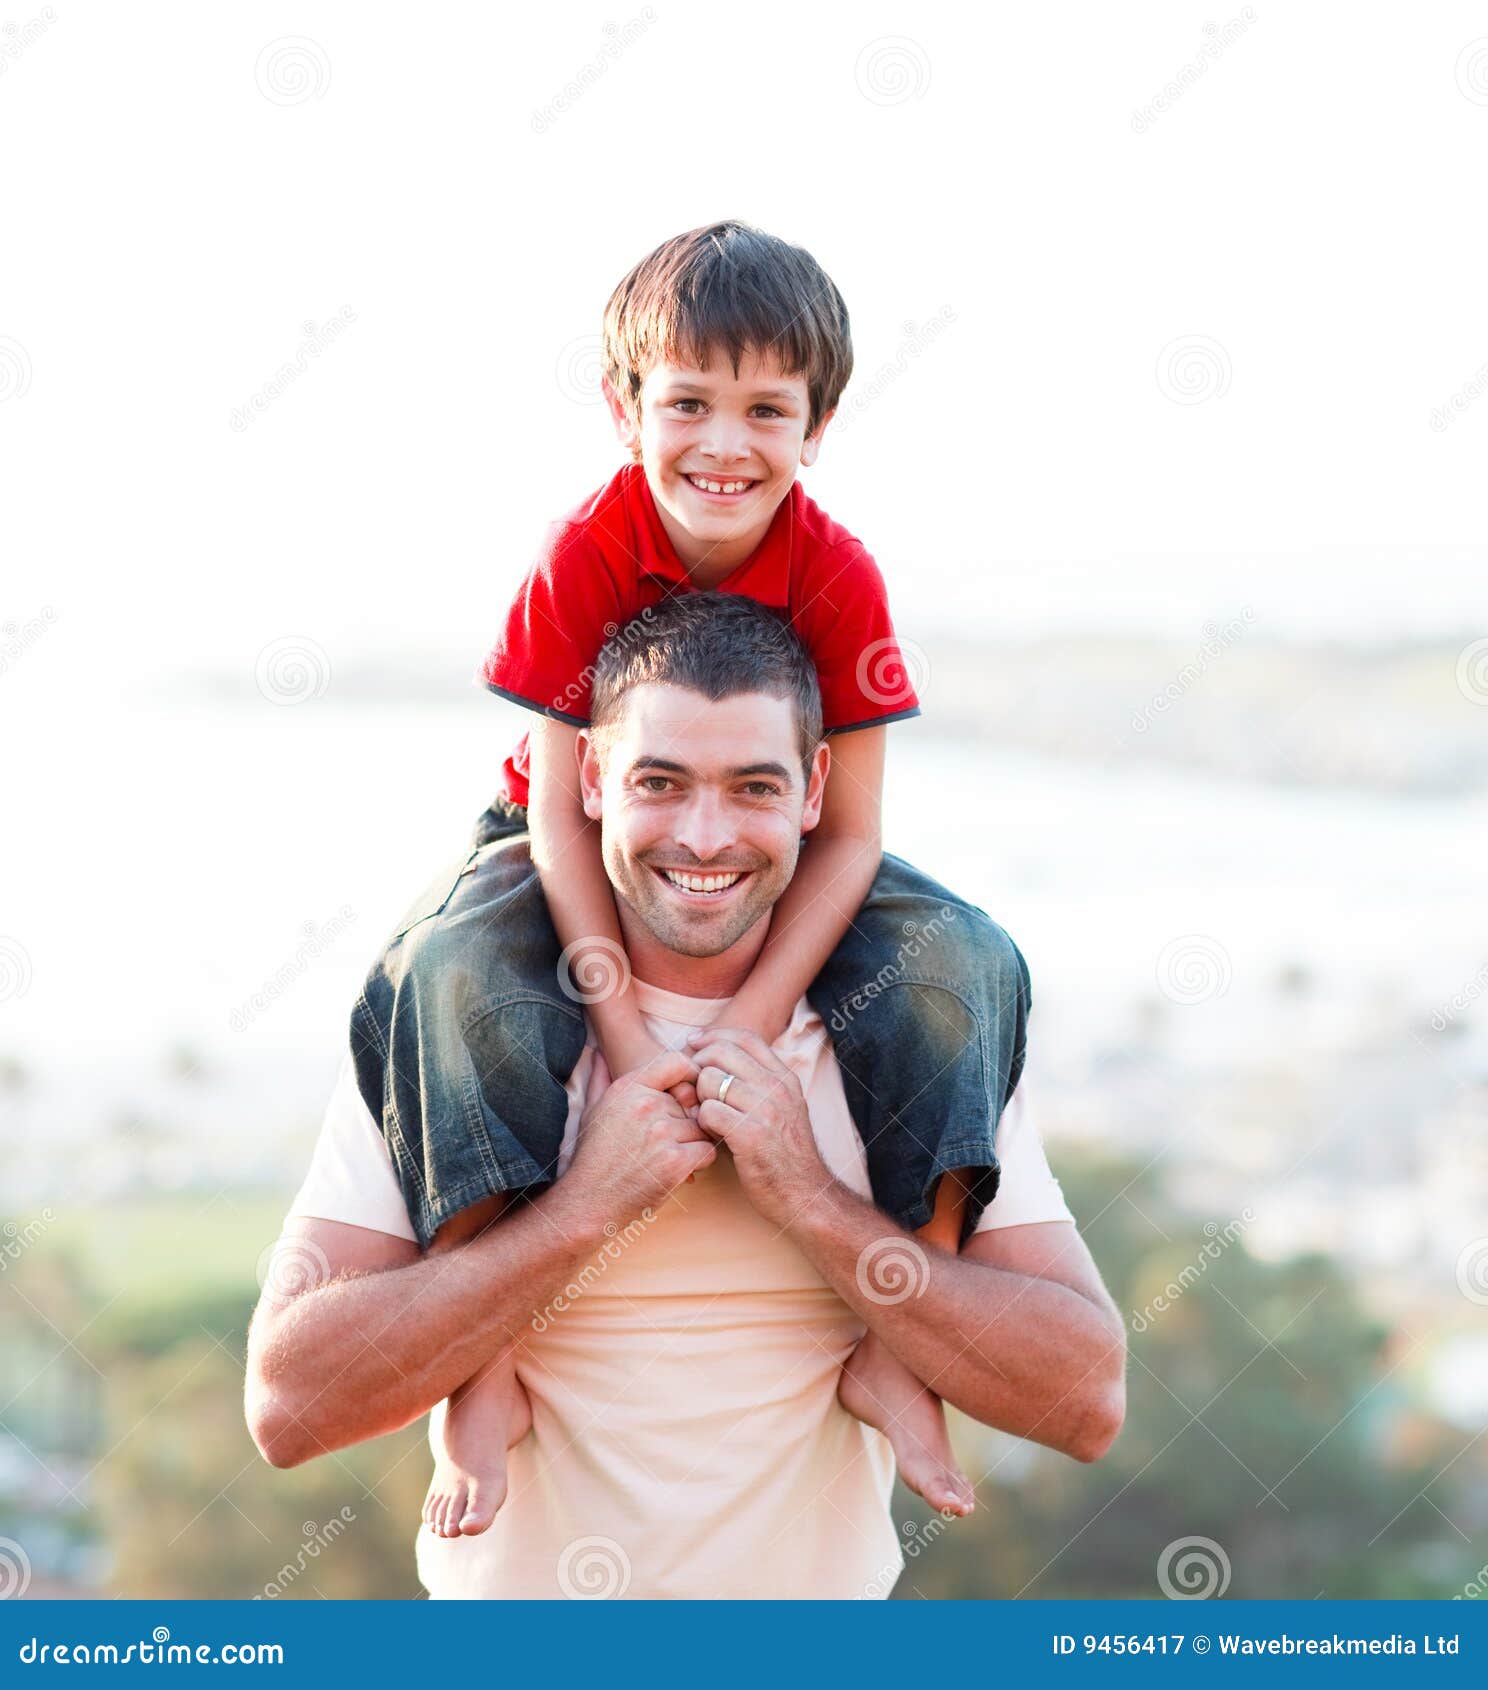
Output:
top-left (627, 757), bottom-right (691, 777)
top-left (625, 756), bottom-right (794, 784)
top-left (727, 761), bottom-right (793, 783)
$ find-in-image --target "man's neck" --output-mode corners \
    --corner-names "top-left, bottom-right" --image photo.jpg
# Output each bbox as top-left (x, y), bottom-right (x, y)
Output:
top-left (617, 907), bottom-right (772, 1003)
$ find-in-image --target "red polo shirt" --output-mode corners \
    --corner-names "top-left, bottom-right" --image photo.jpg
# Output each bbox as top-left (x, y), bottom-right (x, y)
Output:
top-left (480, 462), bottom-right (920, 807)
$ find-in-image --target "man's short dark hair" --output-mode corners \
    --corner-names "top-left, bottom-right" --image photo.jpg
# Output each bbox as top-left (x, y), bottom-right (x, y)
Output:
top-left (602, 221), bottom-right (853, 445)
top-left (589, 593), bottom-right (823, 775)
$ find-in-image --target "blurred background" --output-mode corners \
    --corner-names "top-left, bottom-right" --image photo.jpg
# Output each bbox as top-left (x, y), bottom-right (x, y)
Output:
top-left (1, 1), bottom-right (1485, 1600)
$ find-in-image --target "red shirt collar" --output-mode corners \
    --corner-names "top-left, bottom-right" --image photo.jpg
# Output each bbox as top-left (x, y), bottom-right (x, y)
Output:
top-left (623, 463), bottom-right (794, 609)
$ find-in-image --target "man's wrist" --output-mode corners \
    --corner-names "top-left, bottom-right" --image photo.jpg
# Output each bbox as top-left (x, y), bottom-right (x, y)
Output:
top-left (525, 1171), bottom-right (617, 1259)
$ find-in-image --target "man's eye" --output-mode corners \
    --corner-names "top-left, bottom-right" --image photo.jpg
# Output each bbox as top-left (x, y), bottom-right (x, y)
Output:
top-left (639, 776), bottom-right (673, 793)
top-left (742, 782), bottom-right (779, 798)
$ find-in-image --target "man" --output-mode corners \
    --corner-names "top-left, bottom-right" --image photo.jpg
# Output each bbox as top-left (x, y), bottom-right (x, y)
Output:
top-left (245, 594), bottom-right (1126, 1599)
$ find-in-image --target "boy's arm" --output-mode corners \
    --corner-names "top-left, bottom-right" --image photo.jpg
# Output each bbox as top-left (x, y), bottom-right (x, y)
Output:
top-left (526, 715), bottom-right (661, 1078)
top-left (723, 725), bottom-right (885, 1046)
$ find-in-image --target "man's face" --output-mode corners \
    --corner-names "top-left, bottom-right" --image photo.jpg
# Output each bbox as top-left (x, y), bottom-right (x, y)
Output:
top-left (578, 684), bottom-right (829, 960)
top-left (603, 347), bottom-right (832, 576)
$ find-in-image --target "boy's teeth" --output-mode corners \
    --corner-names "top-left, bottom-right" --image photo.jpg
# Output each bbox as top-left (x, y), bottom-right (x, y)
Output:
top-left (664, 869), bottom-right (742, 893)
top-left (690, 476), bottom-right (751, 494)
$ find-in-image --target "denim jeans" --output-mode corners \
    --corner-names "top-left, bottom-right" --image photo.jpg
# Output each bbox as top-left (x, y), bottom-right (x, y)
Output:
top-left (351, 797), bottom-right (1031, 1251)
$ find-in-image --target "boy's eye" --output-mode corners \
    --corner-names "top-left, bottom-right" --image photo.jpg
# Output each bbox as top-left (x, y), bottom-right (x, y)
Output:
top-left (670, 399), bottom-right (703, 414)
top-left (751, 406), bottom-right (783, 419)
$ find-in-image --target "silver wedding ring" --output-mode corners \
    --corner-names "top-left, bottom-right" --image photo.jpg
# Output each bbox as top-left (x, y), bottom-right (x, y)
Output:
top-left (716, 1072), bottom-right (736, 1107)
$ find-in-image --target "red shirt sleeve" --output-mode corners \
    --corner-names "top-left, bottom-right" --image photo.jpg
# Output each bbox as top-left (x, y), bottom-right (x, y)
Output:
top-left (478, 523), bottom-right (625, 725)
top-left (791, 541), bottom-right (922, 733)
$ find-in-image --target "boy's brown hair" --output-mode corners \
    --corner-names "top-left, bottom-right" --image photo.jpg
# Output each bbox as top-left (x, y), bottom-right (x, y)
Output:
top-left (601, 221), bottom-right (853, 448)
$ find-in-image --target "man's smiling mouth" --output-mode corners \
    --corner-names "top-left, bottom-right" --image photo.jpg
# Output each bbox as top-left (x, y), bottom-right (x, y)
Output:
top-left (651, 865), bottom-right (752, 898)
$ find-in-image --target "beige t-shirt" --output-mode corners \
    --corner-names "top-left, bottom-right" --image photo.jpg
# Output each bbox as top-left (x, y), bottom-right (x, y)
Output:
top-left (286, 979), bottom-right (1073, 1600)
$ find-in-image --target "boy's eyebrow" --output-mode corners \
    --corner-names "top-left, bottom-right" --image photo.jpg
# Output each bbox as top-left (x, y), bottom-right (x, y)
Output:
top-left (659, 378), bottom-right (800, 402)
top-left (626, 756), bottom-right (794, 784)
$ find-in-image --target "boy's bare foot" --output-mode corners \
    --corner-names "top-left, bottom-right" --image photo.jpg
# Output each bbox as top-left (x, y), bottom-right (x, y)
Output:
top-left (838, 1330), bottom-right (975, 1517)
top-left (422, 1342), bottom-right (533, 1537)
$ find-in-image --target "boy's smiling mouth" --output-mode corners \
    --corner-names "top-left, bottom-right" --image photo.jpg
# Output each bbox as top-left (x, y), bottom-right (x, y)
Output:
top-left (685, 473), bottom-right (758, 499)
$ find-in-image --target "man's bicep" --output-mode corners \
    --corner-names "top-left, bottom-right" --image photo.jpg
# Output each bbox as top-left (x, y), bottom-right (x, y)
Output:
top-left (964, 1219), bottom-right (1119, 1327)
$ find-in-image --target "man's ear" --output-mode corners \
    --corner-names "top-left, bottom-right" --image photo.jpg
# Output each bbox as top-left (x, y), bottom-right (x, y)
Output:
top-left (576, 729), bottom-right (605, 821)
top-left (799, 408), bottom-right (835, 469)
top-left (602, 373), bottom-right (641, 458)
top-left (799, 740), bottom-right (831, 833)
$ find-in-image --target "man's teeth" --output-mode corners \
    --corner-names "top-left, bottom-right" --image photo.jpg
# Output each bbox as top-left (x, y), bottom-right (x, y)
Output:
top-left (688, 475), bottom-right (752, 495)
top-left (663, 869), bottom-right (744, 894)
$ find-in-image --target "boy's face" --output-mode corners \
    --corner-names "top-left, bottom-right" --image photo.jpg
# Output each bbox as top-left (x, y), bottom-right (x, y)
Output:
top-left (603, 347), bottom-right (832, 578)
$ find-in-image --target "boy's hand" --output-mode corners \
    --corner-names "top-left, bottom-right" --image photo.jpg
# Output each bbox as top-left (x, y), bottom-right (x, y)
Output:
top-left (598, 1023), bottom-right (699, 1119)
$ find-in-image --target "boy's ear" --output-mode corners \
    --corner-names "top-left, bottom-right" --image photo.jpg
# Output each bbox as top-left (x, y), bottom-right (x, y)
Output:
top-left (799, 741), bottom-right (831, 833)
top-left (576, 729), bottom-right (605, 821)
top-left (799, 408), bottom-right (835, 468)
top-left (602, 374), bottom-right (641, 456)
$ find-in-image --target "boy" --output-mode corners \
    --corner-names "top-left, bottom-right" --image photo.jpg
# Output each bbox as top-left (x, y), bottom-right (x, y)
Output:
top-left (351, 222), bottom-right (1031, 1537)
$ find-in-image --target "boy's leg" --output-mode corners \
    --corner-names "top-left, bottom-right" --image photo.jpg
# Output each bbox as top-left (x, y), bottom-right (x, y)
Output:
top-left (420, 1193), bottom-right (535, 1537)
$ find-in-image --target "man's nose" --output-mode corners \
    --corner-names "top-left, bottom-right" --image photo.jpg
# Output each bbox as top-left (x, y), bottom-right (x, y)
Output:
top-left (672, 792), bottom-right (736, 861)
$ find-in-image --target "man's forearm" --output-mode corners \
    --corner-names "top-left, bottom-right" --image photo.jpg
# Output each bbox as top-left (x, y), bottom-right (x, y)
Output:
top-left (790, 1179), bottom-right (1125, 1459)
top-left (252, 1182), bottom-right (607, 1467)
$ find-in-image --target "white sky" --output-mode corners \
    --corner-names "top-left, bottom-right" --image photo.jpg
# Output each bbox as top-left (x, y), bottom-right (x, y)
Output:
top-left (2, 0), bottom-right (1486, 694)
